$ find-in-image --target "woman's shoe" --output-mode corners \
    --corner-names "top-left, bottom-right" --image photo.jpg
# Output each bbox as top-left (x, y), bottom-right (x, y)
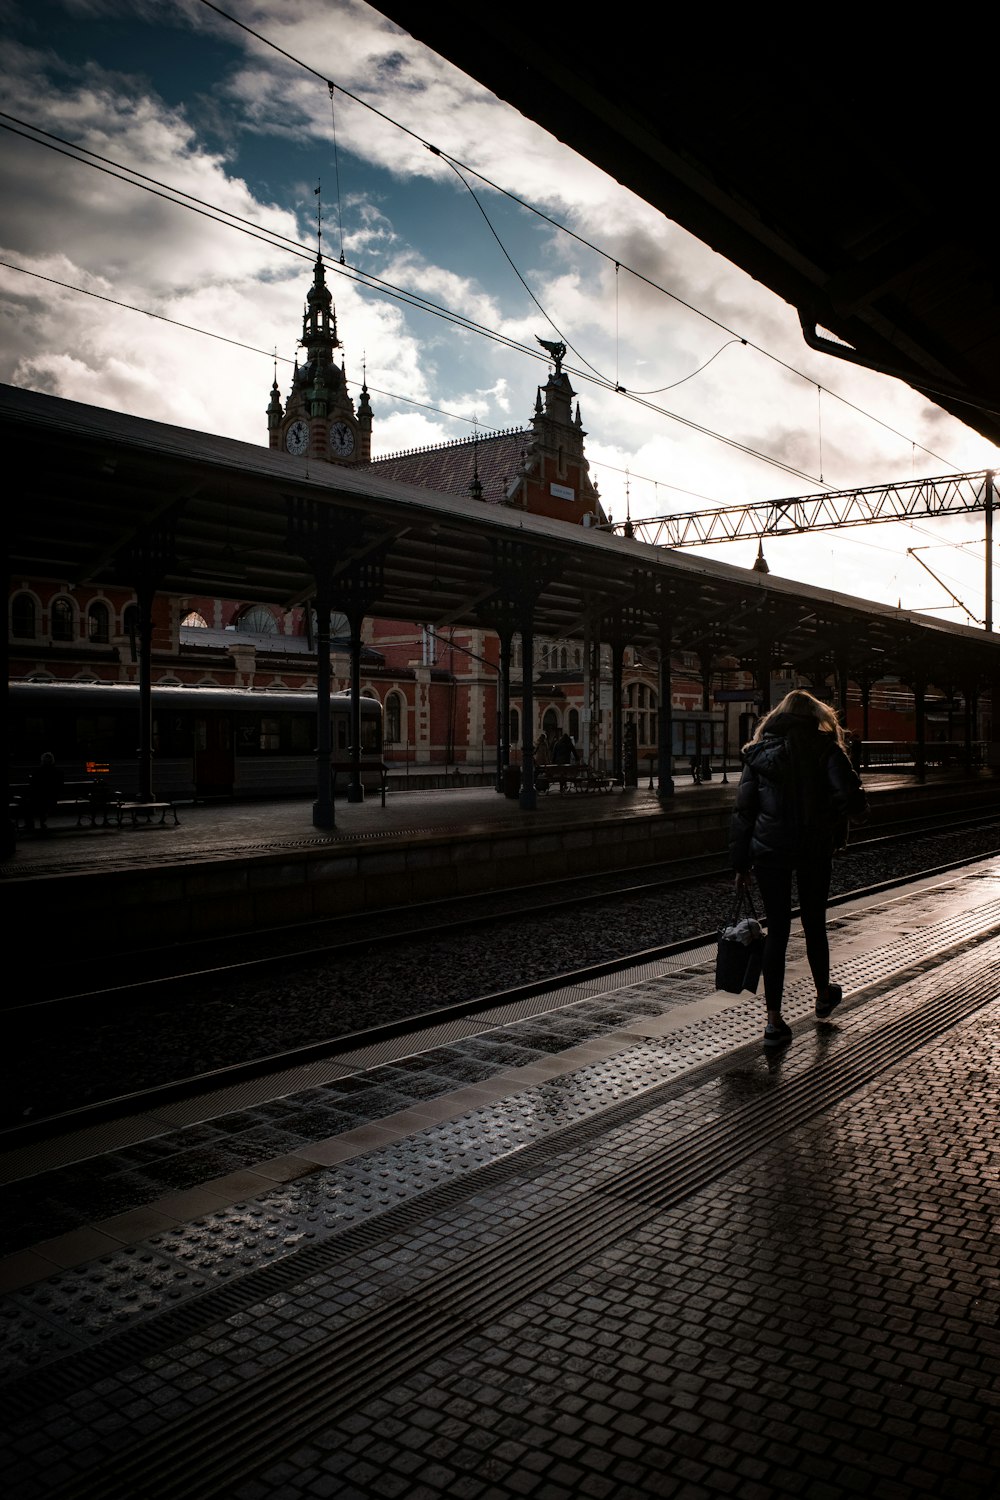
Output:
top-left (763, 1019), bottom-right (792, 1049)
top-left (815, 983), bottom-right (843, 1020)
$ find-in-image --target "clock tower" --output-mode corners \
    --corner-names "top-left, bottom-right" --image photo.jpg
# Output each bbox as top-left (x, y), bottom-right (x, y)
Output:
top-left (267, 254), bottom-right (371, 464)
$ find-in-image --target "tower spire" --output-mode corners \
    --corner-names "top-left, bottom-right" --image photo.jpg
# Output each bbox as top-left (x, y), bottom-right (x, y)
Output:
top-left (269, 209), bottom-right (368, 463)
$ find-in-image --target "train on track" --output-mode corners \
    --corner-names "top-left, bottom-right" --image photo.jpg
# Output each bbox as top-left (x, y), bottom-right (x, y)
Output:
top-left (9, 680), bottom-right (385, 800)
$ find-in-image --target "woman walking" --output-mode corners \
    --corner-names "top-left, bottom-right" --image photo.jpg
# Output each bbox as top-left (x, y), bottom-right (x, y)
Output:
top-left (729, 690), bottom-right (868, 1049)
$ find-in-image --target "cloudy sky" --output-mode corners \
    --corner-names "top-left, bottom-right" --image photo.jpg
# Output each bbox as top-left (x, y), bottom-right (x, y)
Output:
top-left (1, 0), bottom-right (997, 626)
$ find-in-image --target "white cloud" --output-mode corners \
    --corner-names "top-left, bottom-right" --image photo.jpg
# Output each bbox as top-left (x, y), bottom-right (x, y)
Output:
top-left (0, 0), bottom-right (996, 626)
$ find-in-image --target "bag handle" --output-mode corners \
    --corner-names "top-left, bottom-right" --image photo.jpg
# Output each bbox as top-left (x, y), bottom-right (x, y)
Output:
top-left (728, 886), bottom-right (759, 924)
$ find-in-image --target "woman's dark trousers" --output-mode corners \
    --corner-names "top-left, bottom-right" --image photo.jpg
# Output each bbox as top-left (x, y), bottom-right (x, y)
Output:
top-left (753, 859), bottom-right (832, 1004)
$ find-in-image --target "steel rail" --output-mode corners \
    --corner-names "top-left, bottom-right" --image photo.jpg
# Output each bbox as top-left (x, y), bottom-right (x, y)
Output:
top-left (14, 806), bottom-right (999, 1016)
top-left (4, 844), bottom-right (998, 1152)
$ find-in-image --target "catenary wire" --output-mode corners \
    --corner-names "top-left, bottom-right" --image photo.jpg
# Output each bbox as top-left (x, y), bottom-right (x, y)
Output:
top-left (0, 260), bottom-right (521, 434)
top-left (0, 116), bottom-right (830, 489)
top-left (194, 0), bottom-right (972, 471)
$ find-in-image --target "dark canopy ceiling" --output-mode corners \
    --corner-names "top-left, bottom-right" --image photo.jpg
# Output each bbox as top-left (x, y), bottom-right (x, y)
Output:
top-left (4, 385), bottom-right (996, 691)
top-left (376, 7), bottom-right (1000, 451)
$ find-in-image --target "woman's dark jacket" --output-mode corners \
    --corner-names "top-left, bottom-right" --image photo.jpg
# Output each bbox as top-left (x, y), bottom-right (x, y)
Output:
top-left (729, 715), bottom-right (867, 872)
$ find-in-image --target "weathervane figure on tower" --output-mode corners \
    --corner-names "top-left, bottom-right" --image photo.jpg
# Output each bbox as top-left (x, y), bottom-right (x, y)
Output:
top-left (536, 337), bottom-right (566, 375)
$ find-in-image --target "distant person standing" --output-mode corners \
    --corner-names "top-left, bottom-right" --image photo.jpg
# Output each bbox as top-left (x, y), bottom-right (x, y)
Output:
top-left (551, 732), bottom-right (576, 765)
top-left (27, 751), bottom-right (63, 833)
top-left (729, 691), bottom-right (868, 1050)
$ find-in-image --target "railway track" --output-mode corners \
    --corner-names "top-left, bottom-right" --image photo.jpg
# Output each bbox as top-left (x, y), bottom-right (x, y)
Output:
top-left (6, 824), bottom-right (999, 1149)
top-left (16, 804), bottom-right (1000, 1010)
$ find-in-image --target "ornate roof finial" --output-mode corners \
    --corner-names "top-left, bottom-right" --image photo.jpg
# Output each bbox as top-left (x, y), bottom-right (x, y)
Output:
top-left (623, 469), bottom-right (635, 538)
top-left (752, 539), bottom-right (770, 574)
top-left (314, 179), bottom-right (322, 254)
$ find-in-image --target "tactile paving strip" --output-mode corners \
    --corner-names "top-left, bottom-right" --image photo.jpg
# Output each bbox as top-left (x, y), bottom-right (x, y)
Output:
top-left (16, 958), bottom-right (1000, 1500)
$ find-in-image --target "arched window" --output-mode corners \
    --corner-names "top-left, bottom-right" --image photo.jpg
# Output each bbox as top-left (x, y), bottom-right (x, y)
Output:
top-left (88, 601), bottom-right (110, 644)
top-left (182, 611), bottom-right (208, 628)
top-left (11, 593), bottom-right (36, 639)
top-left (385, 692), bottom-right (404, 745)
top-left (51, 596), bottom-right (75, 642)
top-left (235, 605), bottom-right (278, 634)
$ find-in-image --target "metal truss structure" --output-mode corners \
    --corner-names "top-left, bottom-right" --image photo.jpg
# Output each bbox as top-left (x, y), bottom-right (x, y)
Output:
top-left (614, 470), bottom-right (994, 550)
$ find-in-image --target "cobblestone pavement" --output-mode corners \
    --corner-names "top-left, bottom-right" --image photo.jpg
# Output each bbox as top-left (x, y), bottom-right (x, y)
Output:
top-left (1, 860), bottom-right (998, 1499)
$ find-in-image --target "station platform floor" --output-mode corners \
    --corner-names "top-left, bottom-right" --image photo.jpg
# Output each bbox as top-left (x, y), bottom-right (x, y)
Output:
top-left (3, 766), bottom-right (984, 884)
top-left (1, 853), bottom-right (998, 1498)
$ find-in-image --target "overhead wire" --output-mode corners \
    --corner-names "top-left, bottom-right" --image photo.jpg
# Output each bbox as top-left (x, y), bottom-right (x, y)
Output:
top-left (0, 113), bottom-right (830, 488)
top-left (194, 0), bottom-right (974, 472)
top-left (438, 153), bottom-right (607, 382)
top-left (0, 259), bottom-right (532, 432)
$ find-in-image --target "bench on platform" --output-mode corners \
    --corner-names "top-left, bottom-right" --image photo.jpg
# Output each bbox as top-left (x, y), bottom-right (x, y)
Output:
top-left (331, 761), bottom-right (389, 807)
top-left (536, 763), bottom-right (614, 793)
top-left (115, 799), bottom-right (179, 829)
top-left (11, 779), bottom-right (120, 830)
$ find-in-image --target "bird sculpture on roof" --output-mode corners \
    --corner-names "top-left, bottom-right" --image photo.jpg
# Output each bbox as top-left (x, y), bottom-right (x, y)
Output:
top-left (536, 337), bottom-right (566, 374)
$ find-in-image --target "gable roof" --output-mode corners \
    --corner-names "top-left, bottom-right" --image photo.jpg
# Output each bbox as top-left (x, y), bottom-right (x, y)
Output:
top-left (366, 429), bottom-right (528, 505)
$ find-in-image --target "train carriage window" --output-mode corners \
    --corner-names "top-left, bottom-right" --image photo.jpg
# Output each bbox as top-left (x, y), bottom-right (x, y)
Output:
top-left (289, 715), bottom-right (311, 752)
top-left (336, 716), bottom-right (349, 752)
top-left (16, 714), bottom-right (47, 757)
top-left (51, 596), bottom-right (75, 642)
top-left (235, 720), bottom-right (260, 752)
top-left (12, 593), bottom-right (37, 639)
top-left (76, 714), bottom-right (119, 757)
top-left (157, 715), bottom-right (193, 754)
top-left (361, 715), bottom-right (380, 753)
top-left (260, 717), bottom-right (281, 751)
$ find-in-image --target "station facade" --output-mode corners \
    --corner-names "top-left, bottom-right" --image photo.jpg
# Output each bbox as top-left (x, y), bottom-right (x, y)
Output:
top-left (6, 255), bottom-right (983, 775)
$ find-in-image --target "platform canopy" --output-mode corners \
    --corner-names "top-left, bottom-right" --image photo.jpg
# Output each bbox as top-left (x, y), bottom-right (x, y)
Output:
top-left (4, 383), bottom-right (999, 686)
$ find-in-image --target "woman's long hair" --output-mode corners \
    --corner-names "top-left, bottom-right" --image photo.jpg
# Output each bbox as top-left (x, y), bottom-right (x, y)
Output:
top-left (746, 690), bottom-right (849, 752)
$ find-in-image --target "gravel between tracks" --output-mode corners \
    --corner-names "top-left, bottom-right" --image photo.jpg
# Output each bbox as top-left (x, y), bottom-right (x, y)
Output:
top-left (10, 825), bottom-right (1000, 1122)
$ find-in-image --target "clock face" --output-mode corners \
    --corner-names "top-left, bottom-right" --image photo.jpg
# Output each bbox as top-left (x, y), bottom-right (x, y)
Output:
top-left (285, 420), bottom-right (308, 456)
top-left (329, 420), bottom-right (356, 458)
